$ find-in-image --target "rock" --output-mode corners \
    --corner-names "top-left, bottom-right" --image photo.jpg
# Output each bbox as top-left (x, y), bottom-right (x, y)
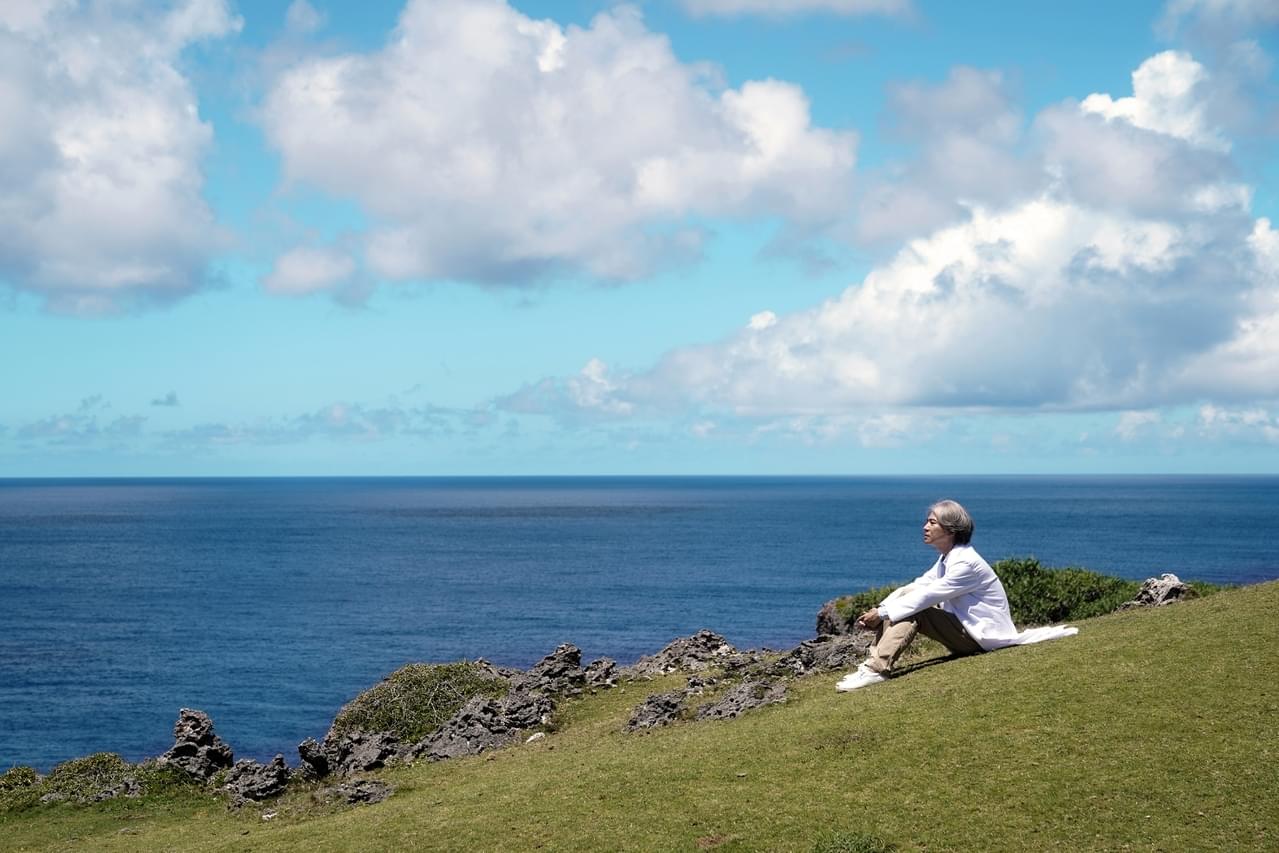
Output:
top-left (816, 599), bottom-right (853, 636)
top-left (512, 643), bottom-right (586, 696)
top-left (625, 630), bottom-right (738, 677)
top-left (584, 657), bottom-right (618, 688)
top-left (525, 731), bottom-right (546, 744)
top-left (1122, 573), bottom-right (1194, 609)
top-left (768, 634), bottom-right (874, 678)
top-left (624, 690), bottom-right (688, 732)
top-left (89, 778), bottom-right (143, 802)
top-left (328, 731), bottom-right (402, 776)
top-left (695, 680), bottom-right (787, 721)
top-left (158, 709), bottom-right (234, 782)
top-left (297, 737), bottom-right (330, 780)
top-left (409, 690), bottom-right (554, 762)
top-left (315, 779), bottom-right (394, 806)
top-left (223, 754), bottom-right (290, 803)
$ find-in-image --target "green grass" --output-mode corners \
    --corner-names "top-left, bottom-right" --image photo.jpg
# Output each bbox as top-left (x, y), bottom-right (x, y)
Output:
top-left (3, 581), bottom-right (1277, 852)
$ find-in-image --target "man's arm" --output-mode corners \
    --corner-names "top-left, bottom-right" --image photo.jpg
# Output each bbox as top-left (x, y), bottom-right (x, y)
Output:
top-left (876, 559), bottom-right (991, 624)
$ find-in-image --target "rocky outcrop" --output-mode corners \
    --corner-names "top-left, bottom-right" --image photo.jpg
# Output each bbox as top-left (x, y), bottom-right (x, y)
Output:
top-left (768, 634), bottom-right (874, 678)
top-left (298, 731), bottom-right (401, 780)
top-left (315, 779), bottom-right (394, 806)
top-left (584, 657), bottom-right (618, 688)
top-left (816, 599), bottom-right (854, 636)
top-left (158, 709), bottom-right (234, 782)
top-left (625, 630), bottom-right (739, 677)
top-left (625, 690), bottom-right (688, 732)
top-left (1122, 573), bottom-right (1194, 609)
top-left (511, 643), bottom-right (586, 696)
top-left (695, 680), bottom-right (787, 721)
top-left (223, 754), bottom-right (290, 803)
top-left (409, 690), bottom-right (554, 761)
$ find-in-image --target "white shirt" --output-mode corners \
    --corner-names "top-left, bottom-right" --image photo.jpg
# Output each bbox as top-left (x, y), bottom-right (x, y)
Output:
top-left (877, 544), bottom-right (1075, 650)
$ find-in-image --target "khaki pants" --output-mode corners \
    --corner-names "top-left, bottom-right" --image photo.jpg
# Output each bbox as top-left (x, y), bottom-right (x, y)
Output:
top-left (864, 607), bottom-right (983, 675)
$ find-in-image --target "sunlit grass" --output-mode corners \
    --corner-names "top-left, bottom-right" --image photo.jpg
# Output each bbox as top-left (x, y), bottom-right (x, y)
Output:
top-left (3, 582), bottom-right (1276, 852)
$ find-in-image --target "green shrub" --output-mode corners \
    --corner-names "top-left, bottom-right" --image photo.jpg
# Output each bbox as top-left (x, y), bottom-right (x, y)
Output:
top-left (42, 753), bottom-right (134, 802)
top-left (828, 583), bottom-right (899, 632)
top-left (827, 558), bottom-right (1222, 630)
top-left (811, 829), bottom-right (897, 853)
top-left (330, 661), bottom-right (509, 743)
top-left (995, 557), bottom-right (1142, 624)
top-left (0, 766), bottom-right (39, 792)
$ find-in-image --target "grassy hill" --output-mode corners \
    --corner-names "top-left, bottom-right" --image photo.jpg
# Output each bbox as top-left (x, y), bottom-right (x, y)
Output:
top-left (4, 581), bottom-right (1277, 852)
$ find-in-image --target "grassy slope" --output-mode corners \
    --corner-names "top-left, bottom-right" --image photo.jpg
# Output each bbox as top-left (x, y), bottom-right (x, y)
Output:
top-left (5, 582), bottom-right (1278, 852)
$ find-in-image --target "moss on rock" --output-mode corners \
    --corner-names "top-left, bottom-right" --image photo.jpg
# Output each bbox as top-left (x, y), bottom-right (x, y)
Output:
top-left (330, 661), bottom-right (509, 744)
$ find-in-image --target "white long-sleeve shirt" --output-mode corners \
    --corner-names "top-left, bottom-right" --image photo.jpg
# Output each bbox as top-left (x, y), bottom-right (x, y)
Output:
top-left (877, 544), bottom-right (1077, 650)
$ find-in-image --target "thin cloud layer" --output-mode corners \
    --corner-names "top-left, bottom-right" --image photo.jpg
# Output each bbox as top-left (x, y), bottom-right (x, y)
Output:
top-left (679, 0), bottom-right (911, 17)
top-left (504, 50), bottom-right (1278, 424)
top-left (0, 0), bottom-right (239, 313)
top-left (259, 0), bottom-right (857, 294)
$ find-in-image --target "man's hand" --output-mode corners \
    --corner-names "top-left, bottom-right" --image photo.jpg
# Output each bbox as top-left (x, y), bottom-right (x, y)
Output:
top-left (856, 608), bottom-right (882, 629)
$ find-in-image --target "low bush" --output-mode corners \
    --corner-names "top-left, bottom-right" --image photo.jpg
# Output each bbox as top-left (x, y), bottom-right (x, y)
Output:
top-left (330, 661), bottom-right (509, 744)
top-left (826, 558), bottom-right (1222, 630)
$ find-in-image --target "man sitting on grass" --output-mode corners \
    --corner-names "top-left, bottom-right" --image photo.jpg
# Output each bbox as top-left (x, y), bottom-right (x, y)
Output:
top-left (836, 499), bottom-right (1077, 692)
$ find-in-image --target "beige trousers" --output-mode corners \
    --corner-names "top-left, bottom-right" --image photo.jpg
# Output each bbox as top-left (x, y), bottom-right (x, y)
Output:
top-left (864, 607), bottom-right (984, 675)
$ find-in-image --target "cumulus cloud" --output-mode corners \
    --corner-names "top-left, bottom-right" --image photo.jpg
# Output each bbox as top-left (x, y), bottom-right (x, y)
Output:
top-left (259, 0), bottom-right (856, 293)
top-left (854, 67), bottom-right (1038, 245)
top-left (284, 0), bottom-right (324, 35)
top-left (502, 49), bottom-right (1279, 425)
top-left (1081, 51), bottom-right (1229, 151)
top-left (263, 247), bottom-right (358, 296)
top-left (0, 0), bottom-right (240, 313)
top-left (679, 0), bottom-right (911, 17)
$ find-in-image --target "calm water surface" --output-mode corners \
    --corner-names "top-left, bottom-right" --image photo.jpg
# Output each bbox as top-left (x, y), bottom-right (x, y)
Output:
top-left (1, 475), bottom-right (1275, 771)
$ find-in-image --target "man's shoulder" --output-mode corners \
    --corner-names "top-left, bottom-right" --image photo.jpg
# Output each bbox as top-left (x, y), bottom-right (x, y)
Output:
top-left (949, 544), bottom-right (993, 571)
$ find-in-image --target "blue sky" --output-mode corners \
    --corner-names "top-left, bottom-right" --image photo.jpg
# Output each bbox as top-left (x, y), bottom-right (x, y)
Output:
top-left (1, 0), bottom-right (1277, 475)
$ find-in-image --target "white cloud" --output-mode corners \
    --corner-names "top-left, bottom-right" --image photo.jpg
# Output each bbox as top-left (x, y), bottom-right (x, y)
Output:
top-left (1197, 403), bottom-right (1279, 443)
top-left (503, 50), bottom-right (1278, 424)
top-left (855, 67), bottom-right (1038, 245)
top-left (284, 0), bottom-right (325, 35)
top-left (1081, 51), bottom-right (1228, 151)
top-left (680, 0), bottom-right (911, 17)
top-left (1114, 410), bottom-right (1162, 440)
top-left (0, 0), bottom-right (240, 312)
top-left (263, 246), bottom-right (358, 296)
top-left (260, 0), bottom-right (856, 291)
top-left (1160, 0), bottom-right (1279, 34)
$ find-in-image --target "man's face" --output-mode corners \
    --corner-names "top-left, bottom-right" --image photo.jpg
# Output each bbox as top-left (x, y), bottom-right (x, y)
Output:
top-left (923, 512), bottom-right (956, 552)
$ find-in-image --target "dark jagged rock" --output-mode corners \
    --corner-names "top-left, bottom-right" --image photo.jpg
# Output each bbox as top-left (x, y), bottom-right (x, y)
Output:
top-left (625, 690), bottom-right (688, 732)
top-left (625, 630), bottom-right (738, 677)
top-left (1122, 573), bottom-right (1194, 609)
top-left (409, 690), bottom-right (554, 762)
top-left (315, 779), bottom-right (394, 806)
top-left (695, 680), bottom-right (787, 721)
top-left (158, 709), bottom-right (234, 782)
top-left (584, 657), bottom-right (618, 688)
top-left (297, 730), bottom-right (402, 780)
top-left (297, 737), bottom-right (330, 780)
top-left (223, 754), bottom-right (290, 803)
top-left (816, 599), bottom-right (853, 636)
top-left (512, 643), bottom-right (586, 696)
top-left (768, 634), bottom-right (874, 678)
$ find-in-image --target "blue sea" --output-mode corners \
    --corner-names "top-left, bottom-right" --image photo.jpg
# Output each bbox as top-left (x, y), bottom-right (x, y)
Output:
top-left (2, 476), bottom-right (1277, 773)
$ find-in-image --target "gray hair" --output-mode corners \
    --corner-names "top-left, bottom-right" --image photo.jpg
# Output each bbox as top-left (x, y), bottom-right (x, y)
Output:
top-left (929, 499), bottom-right (974, 545)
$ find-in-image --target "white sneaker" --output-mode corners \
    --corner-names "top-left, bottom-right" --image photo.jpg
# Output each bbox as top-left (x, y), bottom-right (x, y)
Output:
top-left (835, 664), bottom-right (887, 692)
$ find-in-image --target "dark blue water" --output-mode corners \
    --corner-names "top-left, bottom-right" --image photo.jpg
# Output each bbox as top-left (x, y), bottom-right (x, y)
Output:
top-left (1, 476), bottom-right (1276, 772)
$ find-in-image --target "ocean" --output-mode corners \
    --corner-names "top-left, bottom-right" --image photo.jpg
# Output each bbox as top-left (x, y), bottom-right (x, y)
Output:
top-left (2, 475), bottom-right (1276, 772)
